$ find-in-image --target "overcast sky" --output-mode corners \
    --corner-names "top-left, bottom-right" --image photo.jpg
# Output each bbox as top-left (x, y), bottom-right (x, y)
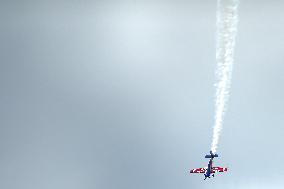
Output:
top-left (1, 1), bottom-right (284, 189)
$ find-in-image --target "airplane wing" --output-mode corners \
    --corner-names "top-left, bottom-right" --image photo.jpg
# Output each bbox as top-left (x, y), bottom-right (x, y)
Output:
top-left (212, 167), bottom-right (228, 173)
top-left (189, 168), bottom-right (206, 173)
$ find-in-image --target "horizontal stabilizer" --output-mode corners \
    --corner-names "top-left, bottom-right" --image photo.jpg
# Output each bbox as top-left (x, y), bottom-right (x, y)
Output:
top-left (205, 154), bottom-right (218, 158)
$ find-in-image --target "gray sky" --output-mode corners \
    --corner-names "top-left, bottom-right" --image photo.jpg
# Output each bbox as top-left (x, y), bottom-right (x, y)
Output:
top-left (1, 1), bottom-right (284, 189)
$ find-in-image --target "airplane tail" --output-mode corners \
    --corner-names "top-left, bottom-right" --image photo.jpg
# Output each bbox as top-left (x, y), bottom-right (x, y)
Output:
top-left (205, 151), bottom-right (218, 158)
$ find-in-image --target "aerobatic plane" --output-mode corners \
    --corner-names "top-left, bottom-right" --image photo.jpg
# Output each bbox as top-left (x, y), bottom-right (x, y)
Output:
top-left (189, 151), bottom-right (228, 180)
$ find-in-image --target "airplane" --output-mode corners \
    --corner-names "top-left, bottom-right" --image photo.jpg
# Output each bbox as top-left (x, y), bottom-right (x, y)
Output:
top-left (189, 151), bottom-right (228, 180)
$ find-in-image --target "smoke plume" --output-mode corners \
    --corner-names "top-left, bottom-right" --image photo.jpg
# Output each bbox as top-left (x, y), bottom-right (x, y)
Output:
top-left (211, 0), bottom-right (239, 154)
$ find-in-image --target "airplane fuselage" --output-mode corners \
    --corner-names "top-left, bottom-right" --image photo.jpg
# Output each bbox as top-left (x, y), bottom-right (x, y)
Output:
top-left (204, 151), bottom-right (218, 180)
top-left (204, 158), bottom-right (213, 179)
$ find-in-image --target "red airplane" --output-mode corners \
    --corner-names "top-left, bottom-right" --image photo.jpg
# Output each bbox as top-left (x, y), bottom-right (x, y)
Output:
top-left (189, 151), bottom-right (228, 180)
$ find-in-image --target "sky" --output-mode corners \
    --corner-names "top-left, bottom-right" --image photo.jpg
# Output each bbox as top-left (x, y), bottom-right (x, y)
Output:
top-left (1, 0), bottom-right (284, 189)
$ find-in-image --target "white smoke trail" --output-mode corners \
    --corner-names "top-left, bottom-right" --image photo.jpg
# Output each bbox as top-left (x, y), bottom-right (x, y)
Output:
top-left (211, 0), bottom-right (239, 154)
